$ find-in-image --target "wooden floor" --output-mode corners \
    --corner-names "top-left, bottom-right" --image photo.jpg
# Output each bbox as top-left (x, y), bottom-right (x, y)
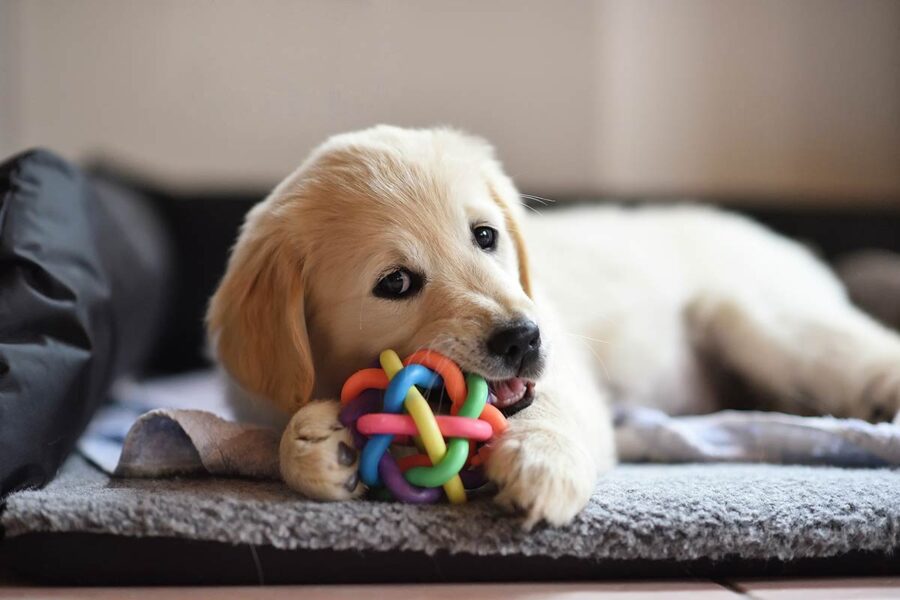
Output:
top-left (2, 579), bottom-right (900, 599)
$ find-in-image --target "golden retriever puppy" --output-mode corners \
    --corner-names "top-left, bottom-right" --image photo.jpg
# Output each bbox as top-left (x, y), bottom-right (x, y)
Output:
top-left (209, 126), bottom-right (900, 527)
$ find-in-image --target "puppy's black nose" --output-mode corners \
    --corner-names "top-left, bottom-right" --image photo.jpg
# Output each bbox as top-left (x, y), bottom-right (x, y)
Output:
top-left (486, 320), bottom-right (541, 370)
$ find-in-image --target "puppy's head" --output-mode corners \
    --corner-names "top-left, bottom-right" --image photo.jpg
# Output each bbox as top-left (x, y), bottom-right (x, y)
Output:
top-left (208, 126), bottom-right (542, 415)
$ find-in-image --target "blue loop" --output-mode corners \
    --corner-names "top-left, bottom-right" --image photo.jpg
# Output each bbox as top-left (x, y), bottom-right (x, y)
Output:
top-left (359, 364), bottom-right (443, 486)
top-left (359, 433), bottom-right (393, 486)
top-left (384, 363), bottom-right (442, 411)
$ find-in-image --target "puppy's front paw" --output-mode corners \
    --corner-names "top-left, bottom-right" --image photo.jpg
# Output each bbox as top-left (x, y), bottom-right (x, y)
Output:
top-left (860, 361), bottom-right (900, 423)
top-left (485, 425), bottom-right (599, 529)
top-left (279, 400), bottom-right (364, 500)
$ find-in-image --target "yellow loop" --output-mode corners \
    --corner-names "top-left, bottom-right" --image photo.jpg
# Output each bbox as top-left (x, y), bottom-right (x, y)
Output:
top-left (379, 350), bottom-right (467, 504)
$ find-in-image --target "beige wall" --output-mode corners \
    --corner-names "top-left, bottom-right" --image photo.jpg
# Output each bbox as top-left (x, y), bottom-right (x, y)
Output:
top-left (2, 0), bottom-right (899, 201)
top-left (592, 0), bottom-right (900, 200)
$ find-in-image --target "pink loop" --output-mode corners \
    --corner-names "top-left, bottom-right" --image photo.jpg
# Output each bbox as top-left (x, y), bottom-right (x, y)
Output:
top-left (357, 413), bottom-right (493, 442)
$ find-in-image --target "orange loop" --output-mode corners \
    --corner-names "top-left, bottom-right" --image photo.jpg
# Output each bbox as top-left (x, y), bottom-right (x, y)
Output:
top-left (403, 350), bottom-right (467, 409)
top-left (340, 368), bottom-right (389, 405)
top-left (479, 404), bottom-right (508, 435)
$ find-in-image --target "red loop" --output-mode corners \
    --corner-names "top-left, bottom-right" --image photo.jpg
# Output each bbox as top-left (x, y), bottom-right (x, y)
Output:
top-left (397, 453), bottom-right (432, 471)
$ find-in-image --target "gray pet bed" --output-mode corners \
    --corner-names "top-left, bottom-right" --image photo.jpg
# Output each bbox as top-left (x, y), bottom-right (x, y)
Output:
top-left (4, 454), bottom-right (900, 583)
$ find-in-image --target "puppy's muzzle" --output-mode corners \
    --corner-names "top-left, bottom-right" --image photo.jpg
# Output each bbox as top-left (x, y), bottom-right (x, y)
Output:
top-left (486, 319), bottom-right (542, 374)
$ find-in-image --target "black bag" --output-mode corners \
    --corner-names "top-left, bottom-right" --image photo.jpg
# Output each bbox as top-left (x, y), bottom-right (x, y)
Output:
top-left (0, 150), bottom-right (171, 497)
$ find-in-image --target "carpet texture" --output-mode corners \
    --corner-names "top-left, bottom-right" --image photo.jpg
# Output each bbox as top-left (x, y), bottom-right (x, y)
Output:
top-left (4, 455), bottom-right (899, 563)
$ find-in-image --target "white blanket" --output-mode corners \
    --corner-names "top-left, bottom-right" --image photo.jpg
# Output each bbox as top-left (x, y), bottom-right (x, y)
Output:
top-left (77, 370), bottom-right (900, 479)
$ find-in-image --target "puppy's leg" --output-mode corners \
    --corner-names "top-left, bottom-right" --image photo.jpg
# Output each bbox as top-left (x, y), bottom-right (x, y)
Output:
top-left (279, 400), bottom-right (365, 500)
top-left (688, 292), bottom-right (900, 421)
top-left (486, 329), bottom-right (616, 528)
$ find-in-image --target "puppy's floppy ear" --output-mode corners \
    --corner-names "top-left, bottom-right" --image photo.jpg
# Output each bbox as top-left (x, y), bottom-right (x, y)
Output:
top-left (484, 173), bottom-right (533, 298)
top-left (453, 128), bottom-right (533, 299)
top-left (207, 205), bottom-right (314, 414)
top-left (490, 188), bottom-right (533, 298)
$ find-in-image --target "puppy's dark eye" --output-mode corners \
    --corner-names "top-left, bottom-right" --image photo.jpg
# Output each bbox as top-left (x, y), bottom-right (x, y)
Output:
top-left (373, 268), bottom-right (423, 299)
top-left (473, 225), bottom-right (497, 251)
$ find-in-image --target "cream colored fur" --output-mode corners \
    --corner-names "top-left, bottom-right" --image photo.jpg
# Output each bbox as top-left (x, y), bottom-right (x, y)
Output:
top-left (209, 126), bottom-right (900, 527)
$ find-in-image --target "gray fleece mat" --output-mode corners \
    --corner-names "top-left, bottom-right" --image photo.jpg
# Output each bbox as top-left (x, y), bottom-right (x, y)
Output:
top-left (4, 455), bottom-right (899, 563)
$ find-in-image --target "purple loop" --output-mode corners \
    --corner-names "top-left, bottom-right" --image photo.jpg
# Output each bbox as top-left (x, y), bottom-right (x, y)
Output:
top-left (339, 390), bottom-right (383, 448)
top-left (379, 453), bottom-right (443, 503)
top-left (339, 389), bottom-right (383, 429)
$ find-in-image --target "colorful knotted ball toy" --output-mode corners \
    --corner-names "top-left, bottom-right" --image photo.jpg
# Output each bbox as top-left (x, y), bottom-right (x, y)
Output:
top-left (338, 349), bottom-right (508, 504)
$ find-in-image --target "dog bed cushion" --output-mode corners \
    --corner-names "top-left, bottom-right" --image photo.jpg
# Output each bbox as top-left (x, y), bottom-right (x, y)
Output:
top-left (3, 453), bottom-right (899, 583)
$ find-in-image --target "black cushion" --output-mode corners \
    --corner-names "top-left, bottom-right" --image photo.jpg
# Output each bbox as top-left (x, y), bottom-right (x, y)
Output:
top-left (0, 150), bottom-right (171, 498)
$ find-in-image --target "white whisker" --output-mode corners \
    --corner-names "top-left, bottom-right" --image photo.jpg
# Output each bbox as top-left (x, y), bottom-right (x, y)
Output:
top-left (563, 330), bottom-right (611, 345)
top-left (521, 193), bottom-right (557, 205)
top-left (578, 337), bottom-right (612, 382)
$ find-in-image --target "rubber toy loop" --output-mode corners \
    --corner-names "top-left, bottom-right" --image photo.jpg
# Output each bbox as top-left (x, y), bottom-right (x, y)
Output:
top-left (336, 349), bottom-right (510, 504)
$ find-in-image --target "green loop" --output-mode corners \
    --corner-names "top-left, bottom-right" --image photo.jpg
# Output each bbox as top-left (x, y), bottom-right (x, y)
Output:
top-left (404, 374), bottom-right (488, 488)
top-left (459, 374), bottom-right (489, 418)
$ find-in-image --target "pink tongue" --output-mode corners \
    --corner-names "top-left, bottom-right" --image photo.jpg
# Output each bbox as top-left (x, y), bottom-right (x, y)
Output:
top-left (492, 378), bottom-right (527, 408)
